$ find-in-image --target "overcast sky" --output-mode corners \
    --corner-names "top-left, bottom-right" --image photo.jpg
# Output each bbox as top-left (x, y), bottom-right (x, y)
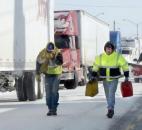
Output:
top-left (55, 0), bottom-right (142, 38)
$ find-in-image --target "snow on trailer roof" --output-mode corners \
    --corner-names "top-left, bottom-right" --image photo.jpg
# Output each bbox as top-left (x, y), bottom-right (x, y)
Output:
top-left (55, 10), bottom-right (109, 26)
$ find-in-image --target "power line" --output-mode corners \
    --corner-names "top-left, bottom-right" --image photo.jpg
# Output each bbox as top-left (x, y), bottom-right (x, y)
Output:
top-left (56, 3), bottom-right (142, 8)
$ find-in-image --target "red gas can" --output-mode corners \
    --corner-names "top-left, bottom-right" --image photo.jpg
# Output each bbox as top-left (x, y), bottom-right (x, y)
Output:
top-left (121, 81), bottom-right (133, 97)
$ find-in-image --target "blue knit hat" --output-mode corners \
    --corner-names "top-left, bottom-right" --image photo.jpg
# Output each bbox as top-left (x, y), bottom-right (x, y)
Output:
top-left (46, 42), bottom-right (54, 52)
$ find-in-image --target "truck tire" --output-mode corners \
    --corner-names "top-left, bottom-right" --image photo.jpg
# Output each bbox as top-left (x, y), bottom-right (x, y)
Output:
top-left (23, 72), bottom-right (37, 101)
top-left (15, 77), bottom-right (27, 101)
top-left (64, 71), bottom-right (78, 89)
top-left (134, 78), bottom-right (140, 83)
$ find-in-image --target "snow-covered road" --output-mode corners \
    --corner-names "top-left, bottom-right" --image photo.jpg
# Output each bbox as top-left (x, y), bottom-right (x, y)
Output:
top-left (0, 82), bottom-right (142, 130)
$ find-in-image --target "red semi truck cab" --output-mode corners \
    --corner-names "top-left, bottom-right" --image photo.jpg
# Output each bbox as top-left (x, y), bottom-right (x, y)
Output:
top-left (54, 10), bottom-right (110, 88)
top-left (54, 11), bottom-right (84, 89)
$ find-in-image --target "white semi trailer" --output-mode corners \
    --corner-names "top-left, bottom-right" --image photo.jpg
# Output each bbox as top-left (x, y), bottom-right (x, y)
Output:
top-left (0, 0), bottom-right (54, 101)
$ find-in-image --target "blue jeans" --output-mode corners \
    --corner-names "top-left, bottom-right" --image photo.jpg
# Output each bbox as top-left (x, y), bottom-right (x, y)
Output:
top-left (103, 79), bottom-right (118, 110)
top-left (45, 74), bottom-right (60, 111)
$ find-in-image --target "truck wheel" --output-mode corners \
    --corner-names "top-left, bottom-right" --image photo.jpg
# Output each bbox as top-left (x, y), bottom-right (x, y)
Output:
top-left (36, 74), bottom-right (44, 99)
top-left (134, 78), bottom-right (140, 83)
top-left (23, 72), bottom-right (37, 101)
top-left (15, 77), bottom-right (27, 101)
top-left (64, 71), bottom-right (78, 89)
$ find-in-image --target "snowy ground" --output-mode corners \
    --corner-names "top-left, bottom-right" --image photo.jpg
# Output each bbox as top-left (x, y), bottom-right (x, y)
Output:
top-left (0, 81), bottom-right (142, 130)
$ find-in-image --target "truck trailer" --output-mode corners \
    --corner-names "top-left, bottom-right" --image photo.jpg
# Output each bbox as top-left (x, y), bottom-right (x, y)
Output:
top-left (54, 10), bottom-right (109, 89)
top-left (127, 38), bottom-right (142, 83)
top-left (0, 0), bottom-right (54, 101)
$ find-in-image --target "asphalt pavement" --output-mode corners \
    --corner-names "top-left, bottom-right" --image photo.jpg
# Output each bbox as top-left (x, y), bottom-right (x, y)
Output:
top-left (109, 97), bottom-right (142, 130)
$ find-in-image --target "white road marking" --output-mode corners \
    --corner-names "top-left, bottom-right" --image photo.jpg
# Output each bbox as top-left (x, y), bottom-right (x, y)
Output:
top-left (0, 108), bottom-right (16, 114)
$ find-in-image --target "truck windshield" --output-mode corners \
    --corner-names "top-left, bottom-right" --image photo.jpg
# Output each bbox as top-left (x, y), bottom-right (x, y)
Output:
top-left (55, 35), bottom-right (70, 49)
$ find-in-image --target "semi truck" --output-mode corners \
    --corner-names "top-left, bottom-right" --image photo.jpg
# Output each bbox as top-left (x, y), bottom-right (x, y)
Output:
top-left (121, 38), bottom-right (139, 63)
top-left (0, 0), bottom-right (54, 101)
top-left (54, 10), bottom-right (109, 89)
top-left (128, 38), bottom-right (142, 82)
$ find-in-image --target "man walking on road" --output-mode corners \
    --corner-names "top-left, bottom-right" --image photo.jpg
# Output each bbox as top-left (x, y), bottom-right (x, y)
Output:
top-left (36, 42), bottom-right (63, 116)
top-left (90, 41), bottom-right (129, 118)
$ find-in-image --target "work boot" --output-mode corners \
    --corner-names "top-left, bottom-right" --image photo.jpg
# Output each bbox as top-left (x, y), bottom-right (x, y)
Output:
top-left (47, 110), bottom-right (57, 116)
top-left (52, 109), bottom-right (57, 116)
top-left (47, 110), bottom-right (53, 116)
top-left (52, 111), bottom-right (57, 116)
top-left (106, 109), bottom-right (114, 118)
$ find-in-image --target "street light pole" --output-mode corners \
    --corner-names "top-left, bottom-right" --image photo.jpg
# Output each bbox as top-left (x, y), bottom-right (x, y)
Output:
top-left (113, 20), bottom-right (116, 31)
top-left (136, 23), bottom-right (139, 39)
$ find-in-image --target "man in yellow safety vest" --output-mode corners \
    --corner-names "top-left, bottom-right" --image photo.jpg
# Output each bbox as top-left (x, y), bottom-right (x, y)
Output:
top-left (91, 41), bottom-right (129, 118)
top-left (36, 42), bottom-right (63, 116)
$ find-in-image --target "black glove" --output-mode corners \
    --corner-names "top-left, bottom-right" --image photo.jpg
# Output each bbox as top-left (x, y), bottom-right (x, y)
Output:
top-left (92, 71), bottom-right (98, 77)
top-left (124, 71), bottom-right (129, 81)
top-left (87, 71), bottom-right (98, 81)
top-left (55, 53), bottom-right (63, 65)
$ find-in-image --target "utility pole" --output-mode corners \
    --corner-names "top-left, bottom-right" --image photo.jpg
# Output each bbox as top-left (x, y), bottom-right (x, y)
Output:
top-left (113, 20), bottom-right (116, 31)
top-left (136, 23), bottom-right (139, 39)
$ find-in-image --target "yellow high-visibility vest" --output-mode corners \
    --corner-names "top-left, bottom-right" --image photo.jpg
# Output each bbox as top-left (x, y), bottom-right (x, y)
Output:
top-left (93, 51), bottom-right (129, 81)
top-left (37, 48), bottom-right (62, 75)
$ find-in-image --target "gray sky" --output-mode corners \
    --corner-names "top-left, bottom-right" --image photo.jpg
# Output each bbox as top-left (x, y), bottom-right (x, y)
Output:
top-left (55, 0), bottom-right (142, 38)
